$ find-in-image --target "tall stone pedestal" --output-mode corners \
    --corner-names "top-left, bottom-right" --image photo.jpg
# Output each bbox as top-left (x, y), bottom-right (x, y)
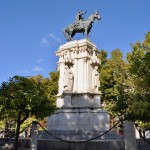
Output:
top-left (47, 39), bottom-right (110, 140)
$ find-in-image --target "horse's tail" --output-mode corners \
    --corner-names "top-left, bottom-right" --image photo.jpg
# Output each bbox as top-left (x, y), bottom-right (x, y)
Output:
top-left (63, 28), bottom-right (66, 35)
top-left (63, 28), bottom-right (68, 41)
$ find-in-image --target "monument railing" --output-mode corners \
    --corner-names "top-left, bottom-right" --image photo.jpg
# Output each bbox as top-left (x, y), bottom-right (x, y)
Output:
top-left (36, 121), bottom-right (122, 142)
top-left (0, 121), bottom-right (150, 150)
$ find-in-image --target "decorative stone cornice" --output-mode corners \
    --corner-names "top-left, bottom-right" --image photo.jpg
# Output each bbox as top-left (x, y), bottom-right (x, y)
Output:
top-left (64, 57), bottom-right (74, 65)
top-left (56, 39), bottom-right (99, 59)
top-left (90, 57), bottom-right (100, 66)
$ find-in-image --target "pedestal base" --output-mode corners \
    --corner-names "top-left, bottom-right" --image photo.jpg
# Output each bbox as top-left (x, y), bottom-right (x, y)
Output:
top-left (47, 92), bottom-right (110, 140)
top-left (57, 92), bottom-right (101, 108)
top-left (47, 108), bottom-right (109, 130)
top-left (47, 108), bottom-right (110, 140)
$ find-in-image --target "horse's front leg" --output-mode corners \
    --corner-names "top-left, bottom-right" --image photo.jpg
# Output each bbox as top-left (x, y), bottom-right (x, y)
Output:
top-left (85, 28), bottom-right (90, 39)
top-left (68, 36), bottom-right (72, 41)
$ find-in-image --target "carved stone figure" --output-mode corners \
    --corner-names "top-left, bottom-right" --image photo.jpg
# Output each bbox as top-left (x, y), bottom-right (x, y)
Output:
top-left (92, 66), bottom-right (100, 92)
top-left (63, 65), bottom-right (74, 91)
top-left (63, 11), bottom-right (101, 41)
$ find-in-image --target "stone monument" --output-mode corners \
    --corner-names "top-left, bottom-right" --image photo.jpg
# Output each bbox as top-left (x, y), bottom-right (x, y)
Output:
top-left (47, 11), bottom-right (110, 140)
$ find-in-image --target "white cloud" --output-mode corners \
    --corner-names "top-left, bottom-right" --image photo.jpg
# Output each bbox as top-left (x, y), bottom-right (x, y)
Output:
top-left (33, 66), bottom-right (44, 72)
top-left (40, 33), bottom-right (62, 47)
top-left (40, 38), bottom-right (50, 47)
top-left (22, 70), bottom-right (30, 74)
top-left (37, 58), bottom-right (44, 63)
top-left (48, 33), bottom-right (61, 43)
top-left (17, 70), bottom-right (30, 76)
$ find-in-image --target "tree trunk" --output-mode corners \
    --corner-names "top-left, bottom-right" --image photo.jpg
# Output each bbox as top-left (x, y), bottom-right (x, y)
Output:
top-left (4, 121), bottom-right (9, 138)
top-left (14, 112), bottom-right (29, 150)
top-left (14, 113), bottom-right (21, 150)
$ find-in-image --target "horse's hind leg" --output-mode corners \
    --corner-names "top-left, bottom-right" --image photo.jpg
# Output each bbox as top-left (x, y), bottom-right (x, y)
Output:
top-left (63, 28), bottom-right (69, 41)
top-left (63, 28), bottom-right (72, 41)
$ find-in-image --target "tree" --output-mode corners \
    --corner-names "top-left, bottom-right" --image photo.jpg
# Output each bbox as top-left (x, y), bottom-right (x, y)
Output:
top-left (0, 75), bottom-right (55, 150)
top-left (99, 49), bottom-right (129, 117)
top-left (30, 72), bottom-right (59, 127)
top-left (99, 32), bottom-right (150, 125)
top-left (126, 31), bottom-right (150, 122)
top-left (46, 71), bottom-right (59, 105)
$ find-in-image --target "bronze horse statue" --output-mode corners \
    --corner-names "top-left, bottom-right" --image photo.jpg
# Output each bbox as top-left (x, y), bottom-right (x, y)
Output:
top-left (63, 11), bottom-right (101, 41)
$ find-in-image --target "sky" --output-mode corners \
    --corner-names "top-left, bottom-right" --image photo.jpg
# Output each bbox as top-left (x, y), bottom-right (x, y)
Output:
top-left (0, 0), bottom-right (150, 84)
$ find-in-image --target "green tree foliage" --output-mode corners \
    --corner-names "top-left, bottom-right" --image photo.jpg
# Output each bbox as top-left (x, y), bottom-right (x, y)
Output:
top-left (0, 75), bottom-right (55, 149)
top-left (126, 31), bottom-right (150, 121)
top-left (99, 49), bottom-right (129, 116)
top-left (46, 71), bottom-right (59, 106)
top-left (99, 32), bottom-right (150, 124)
top-left (0, 121), bottom-right (4, 130)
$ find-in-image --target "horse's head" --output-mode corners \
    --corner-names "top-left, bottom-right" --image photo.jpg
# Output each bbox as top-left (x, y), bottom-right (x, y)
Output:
top-left (92, 11), bottom-right (101, 22)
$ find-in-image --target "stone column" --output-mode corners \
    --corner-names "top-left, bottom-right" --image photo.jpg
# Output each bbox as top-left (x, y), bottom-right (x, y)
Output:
top-left (84, 58), bottom-right (87, 92)
top-left (31, 121), bottom-right (38, 150)
top-left (124, 120), bottom-right (136, 150)
top-left (74, 57), bottom-right (78, 92)
top-left (57, 61), bottom-right (64, 95)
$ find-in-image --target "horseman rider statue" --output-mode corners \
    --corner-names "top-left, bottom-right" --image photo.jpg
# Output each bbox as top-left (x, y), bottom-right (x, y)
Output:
top-left (63, 10), bottom-right (100, 41)
top-left (74, 10), bottom-right (87, 28)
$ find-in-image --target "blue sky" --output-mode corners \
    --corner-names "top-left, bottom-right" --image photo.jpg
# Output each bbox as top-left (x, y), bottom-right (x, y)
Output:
top-left (0, 0), bottom-right (150, 83)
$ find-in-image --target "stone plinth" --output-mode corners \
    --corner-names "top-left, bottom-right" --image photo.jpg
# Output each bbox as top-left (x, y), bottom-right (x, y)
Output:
top-left (47, 39), bottom-right (110, 140)
top-left (47, 108), bottom-right (109, 134)
top-left (57, 92), bottom-right (101, 108)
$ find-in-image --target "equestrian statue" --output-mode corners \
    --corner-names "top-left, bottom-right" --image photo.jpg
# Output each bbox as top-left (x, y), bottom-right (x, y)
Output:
top-left (63, 10), bottom-right (101, 41)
